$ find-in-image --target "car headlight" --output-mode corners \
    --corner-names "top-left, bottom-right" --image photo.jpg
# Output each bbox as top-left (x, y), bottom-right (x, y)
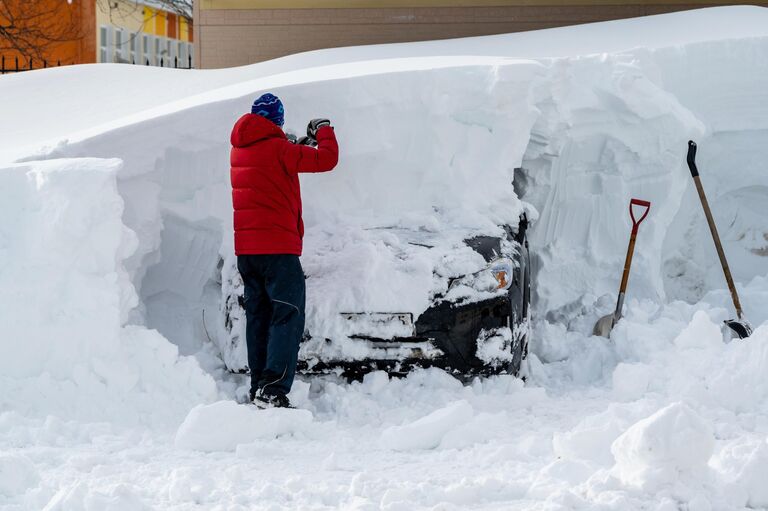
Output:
top-left (445, 257), bottom-right (516, 299)
top-left (490, 258), bottom-right (514, 291)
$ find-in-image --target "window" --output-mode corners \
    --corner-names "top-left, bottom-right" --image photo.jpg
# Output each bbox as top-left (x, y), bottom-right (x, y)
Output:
top-left (154, 38), bottom-right (160, 66)
top-left (130, 33), bottom-right (137, 64)
top-left (178, 42), bottom-right (186, 68)
top-left (166, 39), bottom-right (172, 66)
top-left (114, 29), bottom-right (124, 62)
top-left (143, 34), bottom-right (152, 65)
top-left (99, 26), bottom-right (110, 63)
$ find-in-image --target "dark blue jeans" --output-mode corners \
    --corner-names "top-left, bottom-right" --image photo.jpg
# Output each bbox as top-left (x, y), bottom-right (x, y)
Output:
top-left (237, 254), bottom-right (306, 397)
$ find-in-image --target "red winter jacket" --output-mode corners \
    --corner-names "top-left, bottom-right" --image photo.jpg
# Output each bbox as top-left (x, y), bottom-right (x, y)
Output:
top-left (230, 114), bottom-right (339, 255)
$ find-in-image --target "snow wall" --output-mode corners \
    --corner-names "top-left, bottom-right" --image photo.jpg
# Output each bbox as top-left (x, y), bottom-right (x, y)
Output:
top-left (0, 159), bottom-right (217, 427)
top-left (3, 15), bottom-right (768, 426)
top-left (45, 37), bottom-right (768, 345)
top-left (524, 39), bottom-right (768, 319)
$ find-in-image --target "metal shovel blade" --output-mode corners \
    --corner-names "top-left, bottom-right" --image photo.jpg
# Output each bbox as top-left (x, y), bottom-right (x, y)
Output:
top-left (724, 319), bottom-right (752, 340)
top-left (593, 199), bottom-right (651, 339)
top-left (593, 313), bottom-right (615, 337)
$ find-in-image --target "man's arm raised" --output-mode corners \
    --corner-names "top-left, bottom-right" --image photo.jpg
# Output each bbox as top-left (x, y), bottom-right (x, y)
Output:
top-left (280, 123), bottom-right (339, 174)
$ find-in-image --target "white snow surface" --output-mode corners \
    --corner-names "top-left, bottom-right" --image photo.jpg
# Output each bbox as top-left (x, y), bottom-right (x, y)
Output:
top-left (1, 6), bottom-right (768, 510)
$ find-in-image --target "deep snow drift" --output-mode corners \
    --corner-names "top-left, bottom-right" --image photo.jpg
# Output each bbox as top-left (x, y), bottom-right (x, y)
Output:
top-left (2, 5), bottom-right (768, 510)
top-left (0, 158), bottom-right (217, 427)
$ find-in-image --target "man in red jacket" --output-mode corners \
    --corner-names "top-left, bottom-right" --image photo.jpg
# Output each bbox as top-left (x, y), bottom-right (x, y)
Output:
top-left (230, 93), bottom-right (339, 408)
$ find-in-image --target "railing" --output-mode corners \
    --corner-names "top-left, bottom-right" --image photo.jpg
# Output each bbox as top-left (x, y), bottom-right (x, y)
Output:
top-left (138, 55), bottom-right (194, 69)
top-left (1, 54), bottom-right (194, 74)
top-left (0, 56), bottom-right (63, 74)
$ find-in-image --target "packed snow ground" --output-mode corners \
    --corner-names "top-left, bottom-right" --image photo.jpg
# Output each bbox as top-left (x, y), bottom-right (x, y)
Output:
top-left (2, 6), bottom-right (768, 510)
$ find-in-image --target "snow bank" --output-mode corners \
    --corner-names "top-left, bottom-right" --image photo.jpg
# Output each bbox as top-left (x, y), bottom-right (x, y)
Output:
top-left (175, 401), bottom-right (313, 452)
top-left (521, 52), bottom-right (705, 316)
top-left (25, 29), bottom-right (763, 367)
top-left (1, 12), bottom-right (767, 343)
top-left (524, 33), bottom-right (768, 398)
top-left (0, 158), bottom-right (216, 427)
top-left (3, 6), bottom-right (768, 163)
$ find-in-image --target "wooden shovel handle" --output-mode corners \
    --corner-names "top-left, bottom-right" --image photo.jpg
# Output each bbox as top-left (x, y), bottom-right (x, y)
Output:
top-left (687, 140), bottom-right (744, 318)
top-left (613, 198), bottom-right (651, 321)
top-left (619, 199), bottom-right (650, 294)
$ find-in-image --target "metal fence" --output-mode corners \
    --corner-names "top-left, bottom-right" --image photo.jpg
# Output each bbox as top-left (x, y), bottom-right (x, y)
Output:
top-left (1, 54), bottom-right (194, 74)
top-left (0, 56), bottom-right (62, 74)
top-left (143, 55), bottom-right (194, 69)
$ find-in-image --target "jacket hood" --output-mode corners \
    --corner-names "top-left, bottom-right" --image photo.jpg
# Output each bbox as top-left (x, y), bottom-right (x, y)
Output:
top-left (231, 113), bottom-right (285, 148)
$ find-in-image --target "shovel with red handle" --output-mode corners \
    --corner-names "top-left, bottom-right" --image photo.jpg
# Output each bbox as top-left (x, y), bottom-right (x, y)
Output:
top-left (593, 198), bottom-right (651, 337)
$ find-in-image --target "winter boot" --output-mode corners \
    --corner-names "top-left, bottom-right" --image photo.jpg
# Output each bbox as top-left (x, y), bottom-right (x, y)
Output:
top-left (252, 390), bottom-right (292, 409)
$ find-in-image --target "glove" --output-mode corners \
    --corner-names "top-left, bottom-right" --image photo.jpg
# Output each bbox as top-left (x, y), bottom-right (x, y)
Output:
top-left (285, 132), bottom-right (298, 144)
top-left (297, 136), bottom-right (317, 147)
top-left (307, 118), bottom-right (331, 140)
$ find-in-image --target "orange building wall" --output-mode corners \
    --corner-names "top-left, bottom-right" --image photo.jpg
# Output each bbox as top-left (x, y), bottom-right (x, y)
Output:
top-left (172, 14), bottom-right (194, 42)
top-left (155, 10), bottom-right (168, 37)
top-left (0, 0), bottom-right (96, 67)
top-left (168, 13), bottom-right (178, 39)
top-left (79, 1), bottom-right (97, 64)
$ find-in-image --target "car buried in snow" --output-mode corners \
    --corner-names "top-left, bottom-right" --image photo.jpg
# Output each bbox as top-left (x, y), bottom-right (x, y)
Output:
top-left (212, 214), bottom-right (532, 380)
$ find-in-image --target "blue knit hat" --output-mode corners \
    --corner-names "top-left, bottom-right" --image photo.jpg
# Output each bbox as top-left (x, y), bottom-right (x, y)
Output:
top-left (251, 93), bottom-right (284, 127)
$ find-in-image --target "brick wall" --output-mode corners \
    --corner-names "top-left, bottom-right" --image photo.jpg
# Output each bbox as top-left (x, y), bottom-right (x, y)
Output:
top-left (194, 3), bottom-right (768, 69)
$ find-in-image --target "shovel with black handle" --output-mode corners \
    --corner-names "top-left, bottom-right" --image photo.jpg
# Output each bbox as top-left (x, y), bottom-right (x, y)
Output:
top-left (593, 198), bottom-right (651, 337)
top-left (686, 141), bottom-right (752, 339)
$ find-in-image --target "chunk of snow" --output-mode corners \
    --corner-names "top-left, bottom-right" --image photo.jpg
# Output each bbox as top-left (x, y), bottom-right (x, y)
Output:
top-left (175, 401), bottom-right (314, 452)
top-left (673, 311), bottom-right (723, 350)
top-left (553, 406), bottom-right (640, 466)
top-left (476, 327), bottom-right (515, 367)
top-left (381, 400), bottom-right (474, 451)
top-left (611, 402), bottom-right (714, 490)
